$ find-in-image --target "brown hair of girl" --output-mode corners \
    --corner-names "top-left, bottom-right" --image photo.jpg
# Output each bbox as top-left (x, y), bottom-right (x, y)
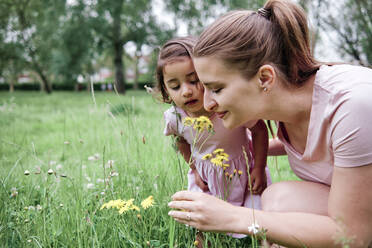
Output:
top-left (193, 0), bottom-right (320, 87)
top-left (156, 36), bottom-right (196, 103)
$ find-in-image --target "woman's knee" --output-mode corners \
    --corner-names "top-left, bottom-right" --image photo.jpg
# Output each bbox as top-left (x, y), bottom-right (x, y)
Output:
top-left (261, 182), bottom-right (293, 212)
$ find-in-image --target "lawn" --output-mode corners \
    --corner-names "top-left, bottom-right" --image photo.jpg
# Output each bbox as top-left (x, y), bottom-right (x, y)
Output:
top-left (0, 91), bottom-right (298, 247)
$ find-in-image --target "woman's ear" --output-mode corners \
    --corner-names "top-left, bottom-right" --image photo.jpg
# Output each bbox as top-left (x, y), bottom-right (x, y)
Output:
top-left (258, 65), bottom-right (275, 91)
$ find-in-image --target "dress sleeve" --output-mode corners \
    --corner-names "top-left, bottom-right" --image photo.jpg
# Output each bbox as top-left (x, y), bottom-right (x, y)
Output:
top-left (331, 84), bottom-right (372, 167)
top-left (163, 107), bottom-right (180, 136)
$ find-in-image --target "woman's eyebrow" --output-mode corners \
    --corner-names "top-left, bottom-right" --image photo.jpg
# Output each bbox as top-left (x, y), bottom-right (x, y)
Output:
top-left (203, 81), bottom-right (221, 86)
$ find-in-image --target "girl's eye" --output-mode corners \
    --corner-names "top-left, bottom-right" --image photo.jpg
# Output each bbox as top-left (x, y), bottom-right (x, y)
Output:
top-left (190, 80), bottom-right (199, 84)
top-left (171, 85), bottom-right (180, 90)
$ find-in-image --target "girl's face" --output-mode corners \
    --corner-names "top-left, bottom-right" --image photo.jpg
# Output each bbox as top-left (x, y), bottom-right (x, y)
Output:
top-left (163, 57), bottom-right (208, 117)
top-left (193, 56), bottom-right (262, 129)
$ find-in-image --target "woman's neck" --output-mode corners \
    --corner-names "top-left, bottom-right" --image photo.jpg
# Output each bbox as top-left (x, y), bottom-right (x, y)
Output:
top-left (269, 74), bottom-right (315, 126)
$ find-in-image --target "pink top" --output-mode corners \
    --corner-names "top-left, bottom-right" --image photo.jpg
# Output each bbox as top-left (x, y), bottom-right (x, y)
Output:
top-left (278, 64), bottom-right (372, 185)
top-left (164, 106), bottom-right (271, 208)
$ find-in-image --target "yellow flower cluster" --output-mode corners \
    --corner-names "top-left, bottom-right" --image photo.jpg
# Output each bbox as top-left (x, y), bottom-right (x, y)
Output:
top-left (141, 195), bottom-right (154, 209)
top-left (183, 116), bottom-right (213, 132)
top-left (202, 148), bottom-right (230, 169)
top-left (100, 196), bottom-right (154, 214)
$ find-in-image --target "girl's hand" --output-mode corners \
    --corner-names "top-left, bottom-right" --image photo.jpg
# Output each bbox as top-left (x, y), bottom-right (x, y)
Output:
top-left (168, 191), bottom-right (239, 232)
top-left (192, 169), bottom-right (209, 192)
top-left (248, 167), bottom-right (267, 195)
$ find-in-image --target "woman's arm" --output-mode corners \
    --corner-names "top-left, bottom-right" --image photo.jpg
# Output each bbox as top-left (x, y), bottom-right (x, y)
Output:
top-left (169, 164), bottom-right (372, 247)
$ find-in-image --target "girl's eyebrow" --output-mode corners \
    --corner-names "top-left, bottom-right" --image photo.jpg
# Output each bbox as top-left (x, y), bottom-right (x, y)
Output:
top-left (186, 71), bottom-right (196, 77)
top-left (165, 78), bottom-right (178, 84)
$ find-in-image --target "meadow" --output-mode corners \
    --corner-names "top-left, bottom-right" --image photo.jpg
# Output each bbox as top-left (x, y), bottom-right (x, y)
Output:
top-left (0, 91), bottom-right (298, 247)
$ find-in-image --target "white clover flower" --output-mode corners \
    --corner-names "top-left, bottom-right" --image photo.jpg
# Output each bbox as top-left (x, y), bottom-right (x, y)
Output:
top-left (28, 206), bottom-right (35, 211)
top-left (94, 153), bottom-right (100, 159)
top-left (100, 191), bottom-right (105, 195)
top-left (56, 164), bottom-right (63, 170)
top-left (86, 183), bottom-right (94, 189)
top-left (248, 222), bottom-right (260, 235)
top-left (107, 160), bottom-right (115, 167)
top-left (36, 205), bottom-right (42, 211)
top-left (64, 141), bottom-right (70, 145)
top-left (96, 178), bottom-right (104, 183)
top-left (110, 171), bottom-right (119, 177)
top-left (88, 156), bottom-right (95, 161)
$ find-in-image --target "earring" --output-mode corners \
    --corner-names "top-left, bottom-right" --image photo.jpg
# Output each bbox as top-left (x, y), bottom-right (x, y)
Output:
top-left (263, 87), bottom-right (268, 92)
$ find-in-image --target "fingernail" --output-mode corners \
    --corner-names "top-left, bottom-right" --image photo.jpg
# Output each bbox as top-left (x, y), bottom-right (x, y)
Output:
top-left (168, 202), bottom-right (173, 207)
top-left (168, 211), bottom-right (174, 216)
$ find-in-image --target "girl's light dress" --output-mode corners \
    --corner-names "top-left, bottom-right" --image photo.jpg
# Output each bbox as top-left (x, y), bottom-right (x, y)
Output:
top-left (164, 106), bottom-right (271, 210)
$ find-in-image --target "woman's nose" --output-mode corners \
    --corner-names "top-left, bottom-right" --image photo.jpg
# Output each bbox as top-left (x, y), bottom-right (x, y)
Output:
top-left (204, 91), bottom-right (217, 112)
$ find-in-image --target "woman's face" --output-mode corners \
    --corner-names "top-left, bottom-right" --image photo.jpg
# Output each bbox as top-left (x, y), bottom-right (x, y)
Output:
top-left (193, 56), bottom-right (262, 129)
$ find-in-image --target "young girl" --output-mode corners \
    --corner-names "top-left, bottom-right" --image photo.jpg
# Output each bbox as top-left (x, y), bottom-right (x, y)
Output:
top-left (156, 37), bottom-right (271, 216)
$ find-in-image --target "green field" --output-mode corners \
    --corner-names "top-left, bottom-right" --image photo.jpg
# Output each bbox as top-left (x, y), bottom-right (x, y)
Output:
top-left (0, 91), bottom-right (298, 247)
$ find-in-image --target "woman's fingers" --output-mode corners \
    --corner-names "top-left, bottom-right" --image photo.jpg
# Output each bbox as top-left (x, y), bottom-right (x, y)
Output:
top-left (171, 190), bottom-right (202, 201)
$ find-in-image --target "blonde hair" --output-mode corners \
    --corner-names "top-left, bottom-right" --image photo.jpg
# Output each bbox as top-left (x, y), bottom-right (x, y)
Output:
top-left (193, 0), bottom-right (320, 86)
top-left (156, 36), bottom-right (196, 103)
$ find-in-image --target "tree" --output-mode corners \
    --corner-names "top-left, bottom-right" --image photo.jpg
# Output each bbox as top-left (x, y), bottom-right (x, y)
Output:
top-left (320, 0), bottom-right (372, 66)
top-left (163, 0), bottom-right (265, 35)
top-left (2, 0), bottom-right (67, 93)
top-left (91, 0), bottom-right (164, 94)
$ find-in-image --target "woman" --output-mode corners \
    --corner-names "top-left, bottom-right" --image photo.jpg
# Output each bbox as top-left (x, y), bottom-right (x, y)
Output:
top-left (167, 0), bottom-right (372, 247)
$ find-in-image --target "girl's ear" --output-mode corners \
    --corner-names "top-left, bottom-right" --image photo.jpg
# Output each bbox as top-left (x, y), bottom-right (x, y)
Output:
top-left (258, 65), bottom-right (275, 91)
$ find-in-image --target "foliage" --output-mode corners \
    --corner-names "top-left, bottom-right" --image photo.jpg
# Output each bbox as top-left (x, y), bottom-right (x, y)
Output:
top-left (0, 91), bottom-right (295, 247)
top-left (320, 0), bottom-right (372, 66)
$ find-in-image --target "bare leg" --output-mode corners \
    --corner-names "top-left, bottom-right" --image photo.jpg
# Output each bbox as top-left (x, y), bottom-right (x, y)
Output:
top-left (261, 180), bottom-right (330, 215)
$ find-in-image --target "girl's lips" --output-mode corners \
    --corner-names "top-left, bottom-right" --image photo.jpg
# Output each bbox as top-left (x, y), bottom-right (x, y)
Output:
top-left (185, 99), bottom-right (198, 106)
top-left (216, 111), bottom-right (228, 119)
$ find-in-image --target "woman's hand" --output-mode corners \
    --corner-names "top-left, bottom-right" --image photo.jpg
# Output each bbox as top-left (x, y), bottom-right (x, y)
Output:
top-left (168, 191), bottom-right (240, 232)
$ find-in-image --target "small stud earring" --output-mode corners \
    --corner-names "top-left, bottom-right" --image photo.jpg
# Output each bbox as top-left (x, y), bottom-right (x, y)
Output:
top-left (263, 87), bottom-right (268, 92)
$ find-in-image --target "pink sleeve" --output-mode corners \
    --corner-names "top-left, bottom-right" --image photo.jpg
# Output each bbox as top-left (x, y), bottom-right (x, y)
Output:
top-left (331, 85), bottom-right (372, 167)
top-left (163, 108), bottom-right (179, 136)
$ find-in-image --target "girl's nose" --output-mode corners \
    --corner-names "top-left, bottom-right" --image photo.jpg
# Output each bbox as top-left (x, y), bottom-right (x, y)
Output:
top-left (181, 84), bottom-right (193, 97)
top-left (204, 90), bottom-right (217, 112)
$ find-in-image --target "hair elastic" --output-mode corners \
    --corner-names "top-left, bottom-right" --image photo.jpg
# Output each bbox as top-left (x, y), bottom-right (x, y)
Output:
top-left (257, 7), bottom-right (271, 19)
top-left (163, 41), bottom-right (193, 57)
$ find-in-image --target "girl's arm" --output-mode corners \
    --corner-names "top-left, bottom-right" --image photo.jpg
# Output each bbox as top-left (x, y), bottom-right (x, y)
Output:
top-left (175, 136), bottom-right (208, 191)
top-left (248, 119), bottom-right (269, 194)
top-left (249, 119), bottom-right (268, 171)
top-left (268, 138), bottom-right (286, 156)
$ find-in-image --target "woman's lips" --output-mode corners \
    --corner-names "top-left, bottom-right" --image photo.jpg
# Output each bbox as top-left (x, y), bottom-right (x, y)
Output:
top-left (216, 111), bottom-right (228, 119)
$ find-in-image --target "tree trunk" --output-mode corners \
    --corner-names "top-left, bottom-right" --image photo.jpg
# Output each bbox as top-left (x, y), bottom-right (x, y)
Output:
top-left (113, 15), bottom-right (125, 94)
top-left (33, 61), bottom-right (52, 94)
top-left (133, 51), bottom-right (140, 90)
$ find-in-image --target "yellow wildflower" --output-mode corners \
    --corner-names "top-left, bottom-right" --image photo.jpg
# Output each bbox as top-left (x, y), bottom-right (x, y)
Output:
top-left (141, 195), bottom-right (154, 209)
top-left (222, 164), bottom-right (230, 169)
top-left (211, 157), bottom-right (223, 167)
top-left (234, 169), bottom-right (237, 174)
top-left (183, 117), bottom-right (195, 126)
top-left (194, 240), bottom-right (199, 246)
top-left (202, 153), bottom-right (212, 160)
top-left (238, 170), bottom-right (243, 175)
top-left (118, 205), bottom-right (129, 214)
top-left (213, 148), bottom-right (224, 155)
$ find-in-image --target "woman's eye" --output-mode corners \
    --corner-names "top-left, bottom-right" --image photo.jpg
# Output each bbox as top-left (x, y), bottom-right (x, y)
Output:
top-left (212, 88), bottom-right (222, 94)
top-left (171, 86), bottom-right (180, 90)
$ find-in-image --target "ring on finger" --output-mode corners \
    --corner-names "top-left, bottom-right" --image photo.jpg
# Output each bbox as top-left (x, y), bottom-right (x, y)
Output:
top-left (186, 213), bottom-right (191, 221)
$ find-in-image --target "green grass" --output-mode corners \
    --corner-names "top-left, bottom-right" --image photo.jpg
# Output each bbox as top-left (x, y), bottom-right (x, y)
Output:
top-left (0, 91), bottom-right (298, 247)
